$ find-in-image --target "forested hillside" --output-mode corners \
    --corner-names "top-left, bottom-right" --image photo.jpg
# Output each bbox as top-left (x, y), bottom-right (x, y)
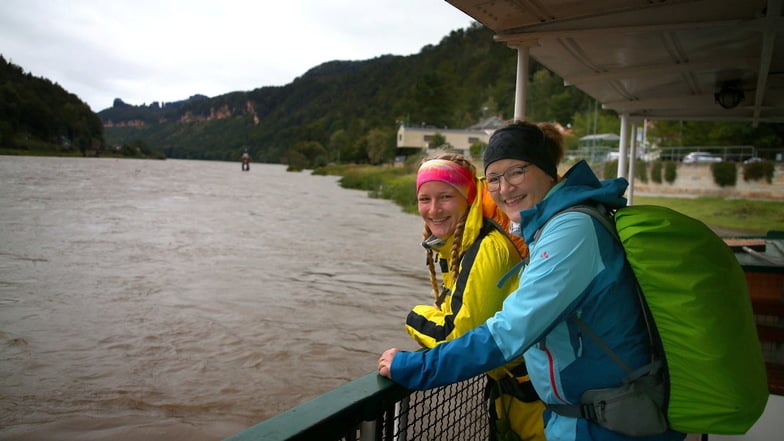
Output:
top-left (98, 24), bottom-right (598, 166)
top-left (0, 55), bottom-right (103, 155)
top-left (3, 23), bottom-right (782, 165)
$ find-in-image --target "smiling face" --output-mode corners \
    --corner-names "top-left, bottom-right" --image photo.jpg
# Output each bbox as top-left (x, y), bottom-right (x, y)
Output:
top-left (486, 158), bottom-right (555, 223)
top-left (417, 180), bottom-right (469, 239)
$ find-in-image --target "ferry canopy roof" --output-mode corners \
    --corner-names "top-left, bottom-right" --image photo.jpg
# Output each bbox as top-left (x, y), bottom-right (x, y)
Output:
top-left (446, 0), bottom-right (784, 126)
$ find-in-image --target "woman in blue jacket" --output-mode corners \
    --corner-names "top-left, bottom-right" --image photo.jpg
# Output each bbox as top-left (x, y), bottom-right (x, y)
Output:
top-left (378, 121), bottom-right (685, 441)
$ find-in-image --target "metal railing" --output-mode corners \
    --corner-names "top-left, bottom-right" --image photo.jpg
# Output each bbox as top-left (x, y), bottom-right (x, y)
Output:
top-left (225, 249), bottom-right (783, 441)
top-left (223, 371), bottom-right (489, 441)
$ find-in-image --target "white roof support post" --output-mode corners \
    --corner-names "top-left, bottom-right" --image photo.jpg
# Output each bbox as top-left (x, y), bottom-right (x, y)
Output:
top-left (514, 47), bottom-right (530, 121)
top-left (627, 123), bottom-right (639, 205)
top-left (617, 113), bottom-right (630, 179)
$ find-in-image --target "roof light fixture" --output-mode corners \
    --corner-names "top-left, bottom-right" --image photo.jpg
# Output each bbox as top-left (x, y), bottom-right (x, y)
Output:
top-left (714, 81), bottom-right (745, 109)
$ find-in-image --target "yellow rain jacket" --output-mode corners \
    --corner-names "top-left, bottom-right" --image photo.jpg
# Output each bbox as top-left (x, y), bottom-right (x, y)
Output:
top-left (405, 181), bottom-right (546, 441)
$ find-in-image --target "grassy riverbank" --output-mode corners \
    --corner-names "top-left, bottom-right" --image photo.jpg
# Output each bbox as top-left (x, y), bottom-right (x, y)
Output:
top-left (314, 163), bottom-right (783, 236)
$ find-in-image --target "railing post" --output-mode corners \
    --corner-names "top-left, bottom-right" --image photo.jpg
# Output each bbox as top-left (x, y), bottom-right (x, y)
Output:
top-left (359, 420), bottom-right (375, 441)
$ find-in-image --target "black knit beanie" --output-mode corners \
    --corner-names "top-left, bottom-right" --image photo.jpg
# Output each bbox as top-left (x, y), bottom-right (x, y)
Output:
top-left (483, 123), bottom-right (557, 179)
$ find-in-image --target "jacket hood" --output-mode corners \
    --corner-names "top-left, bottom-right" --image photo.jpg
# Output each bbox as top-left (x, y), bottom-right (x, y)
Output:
top-left (520, 160), bottom-right (628, 243)
top-left (459, 178), bottom-right (486, 255)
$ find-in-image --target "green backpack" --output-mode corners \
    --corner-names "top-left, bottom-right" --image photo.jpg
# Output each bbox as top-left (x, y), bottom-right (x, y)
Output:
top-left (551, 204), bottom-right (768, 435)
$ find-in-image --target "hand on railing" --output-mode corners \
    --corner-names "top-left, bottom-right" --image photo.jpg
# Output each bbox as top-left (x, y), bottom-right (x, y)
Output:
top-left (378, 348), bottom-right (400, 378)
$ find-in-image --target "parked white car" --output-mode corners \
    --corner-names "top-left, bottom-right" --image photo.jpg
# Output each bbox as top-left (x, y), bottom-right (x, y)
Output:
top-left (683, 152), bottom-right (722, 163)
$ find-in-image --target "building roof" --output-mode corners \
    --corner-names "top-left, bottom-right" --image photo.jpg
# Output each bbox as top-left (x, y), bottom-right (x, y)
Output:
top-left (399, 125), bottom-right (488, 135)
top-left (468, 116), bottom-right (506, 130)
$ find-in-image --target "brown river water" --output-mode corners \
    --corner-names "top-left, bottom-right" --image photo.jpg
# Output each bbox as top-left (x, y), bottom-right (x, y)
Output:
top-left (0, 156), bottom-right (427, 440)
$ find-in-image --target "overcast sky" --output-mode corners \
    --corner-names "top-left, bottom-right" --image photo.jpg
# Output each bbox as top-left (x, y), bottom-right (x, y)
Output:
top-left (0, 0), bottom-right (475, 111)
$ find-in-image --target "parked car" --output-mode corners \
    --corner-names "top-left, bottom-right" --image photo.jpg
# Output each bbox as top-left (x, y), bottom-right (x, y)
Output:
top-left (743, 156), bottom-right (764, 164)
top-left (683, 152), bottom-right (723, 163)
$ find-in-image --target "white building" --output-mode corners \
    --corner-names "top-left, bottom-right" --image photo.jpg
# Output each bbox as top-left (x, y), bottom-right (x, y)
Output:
top-left (396, 117), bottom-right (505, 158)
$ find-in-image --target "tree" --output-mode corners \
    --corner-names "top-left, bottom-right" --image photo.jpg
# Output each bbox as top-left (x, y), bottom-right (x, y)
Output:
top-left (407, 72), bottom-right (454, 128)
top-left (570, 105), bottom-right (620, 139)
top-left (329, 129), bottom-right (353, 163)
top-left (470, 140), bottom-right (486, 159)
top-left (366, 128), bottom-right (395, 165)
top-left (430, 133), bottom-right (447, 149)
top-left (286, 140), bottom-right (328, 170)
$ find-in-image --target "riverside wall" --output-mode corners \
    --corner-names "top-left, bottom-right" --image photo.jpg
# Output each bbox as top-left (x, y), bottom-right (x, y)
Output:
top-left (578, 162), bottom-right (784, 201)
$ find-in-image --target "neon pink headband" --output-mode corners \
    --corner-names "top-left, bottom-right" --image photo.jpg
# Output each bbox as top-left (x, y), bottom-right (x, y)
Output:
top-left (416, 159), bottom-right (477, 204)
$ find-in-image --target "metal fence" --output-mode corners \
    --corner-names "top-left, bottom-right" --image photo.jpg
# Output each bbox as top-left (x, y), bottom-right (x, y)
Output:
top-left (223, 371), bottom-right (489, 441)
top-left (568, 145), bottom-right (784, 163)
top-left (388, 375), bottom-right (489, 441)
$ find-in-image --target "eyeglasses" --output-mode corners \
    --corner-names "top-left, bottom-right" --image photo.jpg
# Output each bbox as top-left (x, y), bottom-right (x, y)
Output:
top-left (485, 164), bottom-right (532, 191)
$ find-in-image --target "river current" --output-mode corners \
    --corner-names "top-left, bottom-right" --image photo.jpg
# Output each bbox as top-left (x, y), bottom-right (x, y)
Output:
top-left (0, 156), bottom-right (427, 440)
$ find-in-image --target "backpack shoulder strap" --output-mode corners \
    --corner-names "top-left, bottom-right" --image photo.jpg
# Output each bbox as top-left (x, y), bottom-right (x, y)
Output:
top-left (533, 204), bottom-right (614, 243)
top-left (535, 204), bottom-right (662, 376)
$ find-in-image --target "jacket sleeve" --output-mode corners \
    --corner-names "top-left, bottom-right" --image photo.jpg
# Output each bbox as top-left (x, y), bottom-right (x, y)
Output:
top-left (486, 211), bottom-right (603, 360)
top-left (405, 231), bottom-right (519, 348)
top-left (391, 323), bottom-right (509, 390)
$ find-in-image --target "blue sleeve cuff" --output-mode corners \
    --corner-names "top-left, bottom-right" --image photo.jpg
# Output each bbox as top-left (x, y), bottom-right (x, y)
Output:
top-left (390, 324), bottom-right (508, 390)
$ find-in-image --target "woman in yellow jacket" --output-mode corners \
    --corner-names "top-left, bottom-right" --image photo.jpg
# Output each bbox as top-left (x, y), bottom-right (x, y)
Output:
top-left (405, 153), bottom-right (545, 441)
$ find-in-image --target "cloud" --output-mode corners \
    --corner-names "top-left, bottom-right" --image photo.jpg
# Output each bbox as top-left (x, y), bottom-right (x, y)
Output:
top-left (0, 0), bottom-right (474, 111)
